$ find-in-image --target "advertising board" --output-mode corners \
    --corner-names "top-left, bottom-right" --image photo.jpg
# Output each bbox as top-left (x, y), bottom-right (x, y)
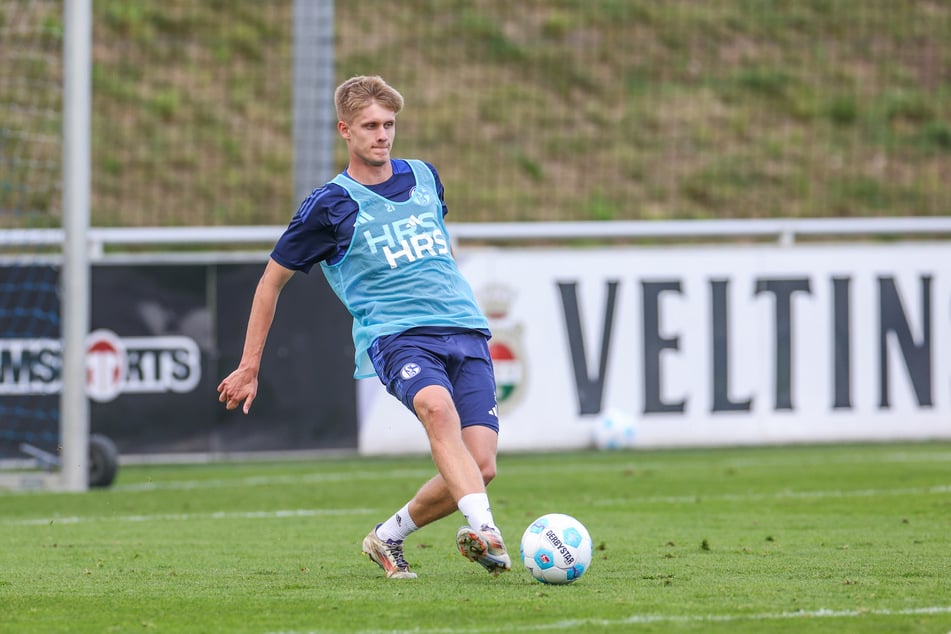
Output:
top-left (359, 242), bottom-right (950, 453)
top-left (0, 261), bottom-right (356, 458)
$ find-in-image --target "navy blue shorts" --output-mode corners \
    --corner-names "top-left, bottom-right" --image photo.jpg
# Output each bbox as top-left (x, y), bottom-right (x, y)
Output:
top-left (369, 330), bottom-right (499, 433)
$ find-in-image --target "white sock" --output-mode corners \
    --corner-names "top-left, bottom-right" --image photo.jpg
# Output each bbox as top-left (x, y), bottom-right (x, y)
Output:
top-left (375, 502), bottom-right (418, 542)
top-left (458, 492), bottom-right (496, 531)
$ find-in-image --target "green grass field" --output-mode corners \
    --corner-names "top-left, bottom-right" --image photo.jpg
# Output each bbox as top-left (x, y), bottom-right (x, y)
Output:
top-left (2, 442), bottom-right (951, 633)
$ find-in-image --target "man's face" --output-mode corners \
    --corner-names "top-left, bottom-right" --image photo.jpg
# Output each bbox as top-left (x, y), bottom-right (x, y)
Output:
top-left (340, 102), bottom-right (396, 168)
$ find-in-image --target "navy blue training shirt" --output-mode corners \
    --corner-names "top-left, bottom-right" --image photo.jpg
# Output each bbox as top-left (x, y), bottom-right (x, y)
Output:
top-left (271, 159), bottom-right (447, 272)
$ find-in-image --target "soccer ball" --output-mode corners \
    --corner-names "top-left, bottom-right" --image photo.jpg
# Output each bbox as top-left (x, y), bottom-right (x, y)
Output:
top-left (592, 408), bottom-right (638, 450)
top-left (520, 513), bottom-right (593, 584)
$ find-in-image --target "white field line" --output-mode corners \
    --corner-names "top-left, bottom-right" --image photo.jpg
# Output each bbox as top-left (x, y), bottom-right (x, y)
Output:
top-left (4, 482), bottom-right (948, 527)
top-left (1, 507), bottom-right (376, 526)
top-left (266, 606), bottom-right (951, 634)
top-left (110, 469), bottom-right (437, 491)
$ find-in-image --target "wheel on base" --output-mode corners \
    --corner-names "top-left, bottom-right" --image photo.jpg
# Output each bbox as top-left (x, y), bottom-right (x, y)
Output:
top-left (88, 433), bottom-right (119, 488)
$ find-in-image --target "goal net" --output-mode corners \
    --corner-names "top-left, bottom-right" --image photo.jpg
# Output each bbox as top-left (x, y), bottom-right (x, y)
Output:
top-left (0, 0), bottom-right (84, 490)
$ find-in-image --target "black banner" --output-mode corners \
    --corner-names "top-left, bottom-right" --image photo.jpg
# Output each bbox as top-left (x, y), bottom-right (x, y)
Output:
top-left (0, 261), bottom-right (357, 458)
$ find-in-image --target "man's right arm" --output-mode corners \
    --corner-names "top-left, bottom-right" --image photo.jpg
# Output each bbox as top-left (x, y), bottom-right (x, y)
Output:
top-left (216, 258), bottom-right (296, 414)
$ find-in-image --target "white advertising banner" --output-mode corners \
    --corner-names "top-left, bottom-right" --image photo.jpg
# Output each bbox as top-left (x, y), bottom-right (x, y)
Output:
top-left (358, 242), bottom-right (950, 454)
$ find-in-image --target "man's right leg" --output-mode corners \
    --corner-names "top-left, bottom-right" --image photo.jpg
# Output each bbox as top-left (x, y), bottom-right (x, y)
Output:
top-left (411, 385), bottom-right (493, 523)
top-left (411, 386), bottom-right (510, 575)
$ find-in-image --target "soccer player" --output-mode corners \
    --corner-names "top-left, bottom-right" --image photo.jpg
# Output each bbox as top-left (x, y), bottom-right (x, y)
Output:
top-left (217, 75), bottom-right (510, 579)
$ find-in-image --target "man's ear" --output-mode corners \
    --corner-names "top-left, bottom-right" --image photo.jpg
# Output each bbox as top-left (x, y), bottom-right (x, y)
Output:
top-left (337, 120), bottom-right (350, 139)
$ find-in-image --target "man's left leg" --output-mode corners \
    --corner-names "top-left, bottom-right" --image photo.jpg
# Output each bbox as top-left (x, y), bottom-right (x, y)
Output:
top-left (370, 424), bottom-right (507, 575)
top-left (405, 424), bottom-right (499, 527)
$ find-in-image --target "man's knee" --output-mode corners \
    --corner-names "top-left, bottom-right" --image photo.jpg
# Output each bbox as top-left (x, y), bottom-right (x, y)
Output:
top-left (462, 425), bottom-right (499, 485)
top-left (479, 461), bottom-right (497, 485)
top-left (412, 385), bottom-right (455, 421)
top-left (470, 442), bottom-right (497, 484)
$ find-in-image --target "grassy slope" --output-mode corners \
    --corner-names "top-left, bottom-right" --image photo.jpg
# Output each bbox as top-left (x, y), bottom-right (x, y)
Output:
top-left (3, 1), bottom-right (950, 227)
top-left (338, 1), bottom-right (951, 223)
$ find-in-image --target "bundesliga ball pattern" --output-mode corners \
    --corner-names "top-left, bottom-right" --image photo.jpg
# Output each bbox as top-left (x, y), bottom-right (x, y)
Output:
top-left (520, 513), bottom-right (593, 584)
top-left (592, 408), bottom-right (638, 450)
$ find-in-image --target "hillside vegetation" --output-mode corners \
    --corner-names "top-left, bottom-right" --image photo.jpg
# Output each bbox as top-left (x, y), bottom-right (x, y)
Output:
top-left (4, 1), bottom-right (950, 227)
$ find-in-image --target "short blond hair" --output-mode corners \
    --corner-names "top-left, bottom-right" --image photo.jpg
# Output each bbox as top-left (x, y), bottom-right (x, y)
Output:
top-left (334, 75), bottom-right (405, 123)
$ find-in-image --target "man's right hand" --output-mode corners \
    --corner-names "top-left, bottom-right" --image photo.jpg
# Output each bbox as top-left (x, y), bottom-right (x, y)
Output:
top-left (217, 367), bottom-right (259, 414)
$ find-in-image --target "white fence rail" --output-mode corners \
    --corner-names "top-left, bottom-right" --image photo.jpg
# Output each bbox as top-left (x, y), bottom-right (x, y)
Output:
top-left (2, 217), bottom-right (951, 260)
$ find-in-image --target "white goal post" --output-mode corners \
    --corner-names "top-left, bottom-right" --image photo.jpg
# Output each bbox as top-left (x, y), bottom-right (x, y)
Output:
top-left (0, 0), bottom-right (91, 492)
top-left (59, 0), bottom-right (92, 492)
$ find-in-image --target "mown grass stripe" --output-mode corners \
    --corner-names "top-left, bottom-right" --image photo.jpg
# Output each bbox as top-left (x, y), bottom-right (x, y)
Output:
top-left (593, 483), bottom-right (951, 506)
top-left (103, 447), bottom-right (951, 493)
